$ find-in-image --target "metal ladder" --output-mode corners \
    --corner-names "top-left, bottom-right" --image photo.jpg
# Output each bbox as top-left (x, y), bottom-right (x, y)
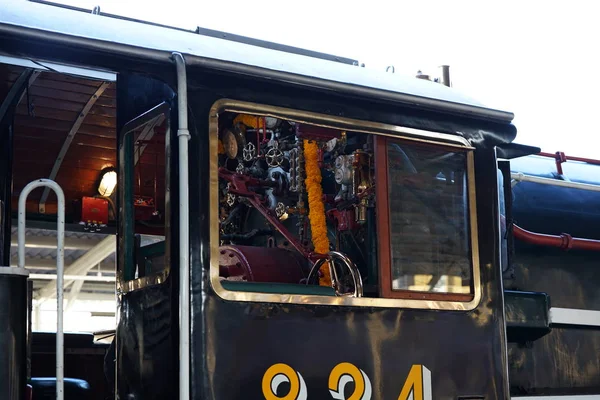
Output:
top-left (18, 179), bottom-right (65, 400)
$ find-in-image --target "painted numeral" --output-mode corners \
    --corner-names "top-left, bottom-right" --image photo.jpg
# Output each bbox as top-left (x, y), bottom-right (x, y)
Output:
top-left (261, 363), bottom-right (431, 399)
top-left (262, 363), bottom-right (307, 400)
top-left (397, 365), bottom-right (432, 400)
top-left (328, 362), bottom-right (372, 400)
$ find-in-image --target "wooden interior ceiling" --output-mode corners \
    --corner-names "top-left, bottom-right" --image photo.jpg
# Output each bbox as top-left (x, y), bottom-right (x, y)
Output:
top-left (1, 62), bottom-right (167, 299)
top-left (1, 64), bottom-right (117, 218)
top-left (2, 63), bottom-right (168, 228)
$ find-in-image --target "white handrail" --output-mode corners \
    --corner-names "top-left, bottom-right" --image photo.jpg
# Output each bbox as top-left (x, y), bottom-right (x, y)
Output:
top-left (18, 179), bottom-right (65, 400)
top-left (172, 52), bottom-right (191, 400)
top-left (511, 172), bottom-right (600, 192)
top-left (549, 307), bottom-right (600, 327)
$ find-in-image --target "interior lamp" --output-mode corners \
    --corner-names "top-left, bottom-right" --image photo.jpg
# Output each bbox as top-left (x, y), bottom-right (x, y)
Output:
top-left (97, 167), bottom-right (117, 197)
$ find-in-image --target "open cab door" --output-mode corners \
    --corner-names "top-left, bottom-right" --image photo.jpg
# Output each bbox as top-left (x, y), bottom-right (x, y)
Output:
top-left (114, 75), bottom-right (179, 399)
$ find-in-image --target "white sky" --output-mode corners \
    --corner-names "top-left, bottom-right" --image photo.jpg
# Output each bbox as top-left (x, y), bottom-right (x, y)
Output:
top-left (48, 0), bottom-right (600, 158)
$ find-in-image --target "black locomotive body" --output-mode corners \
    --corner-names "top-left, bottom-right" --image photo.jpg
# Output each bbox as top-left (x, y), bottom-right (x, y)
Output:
top-left (0, 2), bottom-right (598, 400)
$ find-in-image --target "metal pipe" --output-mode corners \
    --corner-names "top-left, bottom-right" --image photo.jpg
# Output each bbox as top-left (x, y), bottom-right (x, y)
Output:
top-left (10, 234), bottom-right (99, 250)
top-left (18, 179), bottom-right (65, 400)
top-left (29, 274), bottom-right (115, 282)
top-left (172, 51), bottom-right (190, 400)
top-left (440, 65), bottom-right (451, 87)
top-left (511, 172), bottom-right (600, 192)
top-left (10, 258), bottom-right (116, 271)
top-left (513, 224), bottom-right (600, 251)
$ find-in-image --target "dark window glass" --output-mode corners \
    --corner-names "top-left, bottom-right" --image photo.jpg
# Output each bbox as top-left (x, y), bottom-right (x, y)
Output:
top-left (387, 141), bottom-right (472, 295)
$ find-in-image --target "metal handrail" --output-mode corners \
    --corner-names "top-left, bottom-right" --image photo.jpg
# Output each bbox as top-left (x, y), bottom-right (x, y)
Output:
top-left (18, 179), bottom-right (65, 400)
top-left (511, 172), bottom-right (600, 193)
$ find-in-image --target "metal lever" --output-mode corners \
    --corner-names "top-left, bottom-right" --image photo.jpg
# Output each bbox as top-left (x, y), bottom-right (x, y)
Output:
top-left (307, 251), bottom-right (364, 297)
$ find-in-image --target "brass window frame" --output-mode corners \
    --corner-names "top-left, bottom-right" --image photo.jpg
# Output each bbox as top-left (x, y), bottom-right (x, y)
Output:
top-left (209, 98), bottom-right (482, 311)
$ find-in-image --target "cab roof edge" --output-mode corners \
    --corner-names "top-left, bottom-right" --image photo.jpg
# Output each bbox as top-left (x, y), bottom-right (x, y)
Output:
top-left (1, 0), bottom-right (514, 125)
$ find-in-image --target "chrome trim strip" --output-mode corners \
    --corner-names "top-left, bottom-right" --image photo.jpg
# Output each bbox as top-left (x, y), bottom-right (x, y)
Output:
top-left (0, 54), bottom-right (116, 81)
top-left (119, 270), bottom-right (170, 294)
top-left (208, 99), bottom-right (482, 311)
top-left (550, 307), bottom-right (600, 327)
top-left (212, 101), bottom-right (474, 149)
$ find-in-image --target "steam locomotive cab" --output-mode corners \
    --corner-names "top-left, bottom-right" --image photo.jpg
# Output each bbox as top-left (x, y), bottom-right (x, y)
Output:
top-left (3, 2), bottom-right (600, 400)
top-left (213, 109), bottom-right (477, 303)
top-left (192, 98), bottom-right (503, 400)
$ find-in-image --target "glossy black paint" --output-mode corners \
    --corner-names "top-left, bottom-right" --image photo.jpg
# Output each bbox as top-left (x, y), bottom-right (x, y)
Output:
top-left (507, 245), bottom-right (600, 395)
top-left (495, 143), bottom-right (540, 160)
top-left (0, 121), bottom-right (14, 266)
top-left (505, 155), bottom-right (600, 395)
top-left (115, 73), bottom-right (180, 399)
top-left (187, 71), bottom-right (512, 399)
top-left (504, 290), bottom-right (551, 343)
top-left (186, 69), bottom-right (517, 149)
top-left (510, 156), bottom-right (600, 241)
top-left (0, 271), bottom-right (28, 400)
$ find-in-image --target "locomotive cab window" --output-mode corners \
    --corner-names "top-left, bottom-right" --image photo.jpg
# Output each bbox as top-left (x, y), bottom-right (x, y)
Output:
top-left (376, 137), bottom-right (475, 301)
top-left (210, 100), bottom-right (480, 310)
top-left (117, 103), bottom-right (171, 293)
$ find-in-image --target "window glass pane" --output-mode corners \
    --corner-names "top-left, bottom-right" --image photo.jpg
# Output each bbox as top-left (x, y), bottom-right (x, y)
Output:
top-left (118, 109), bottom-right (170, 291)
top-left (498, 169), bottom-right (509, 274)
top-left (387, 140), bottom-right (472, 294)
top-left (131, 126), bottom-right (167, 280)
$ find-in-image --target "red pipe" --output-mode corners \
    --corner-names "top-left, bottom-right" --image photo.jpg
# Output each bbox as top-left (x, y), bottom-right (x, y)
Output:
top-left (538, 151), bottom-right (600, 166)
top-left (513, 224), bottom-right (600, 251)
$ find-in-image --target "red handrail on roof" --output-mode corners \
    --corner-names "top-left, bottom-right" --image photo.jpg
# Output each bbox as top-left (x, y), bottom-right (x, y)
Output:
top-left (513, 224), bottom-right (600, 251)
top-left (538, 151), bottom-right (600, 166)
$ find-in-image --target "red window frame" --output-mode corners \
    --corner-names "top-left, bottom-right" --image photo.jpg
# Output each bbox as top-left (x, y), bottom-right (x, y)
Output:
top-left (374, 135), bottom-right (475, 302)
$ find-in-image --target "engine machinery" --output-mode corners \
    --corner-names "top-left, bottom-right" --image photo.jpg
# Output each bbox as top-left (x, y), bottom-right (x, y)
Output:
top-left (215, 111), bottom-right (473, 301)
top-left (216, 115), bottom-right (375, 295)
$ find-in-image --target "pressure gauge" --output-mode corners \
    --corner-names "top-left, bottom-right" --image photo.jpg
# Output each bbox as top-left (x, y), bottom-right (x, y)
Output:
top-left (222, 129), bottom-right (245, 160)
